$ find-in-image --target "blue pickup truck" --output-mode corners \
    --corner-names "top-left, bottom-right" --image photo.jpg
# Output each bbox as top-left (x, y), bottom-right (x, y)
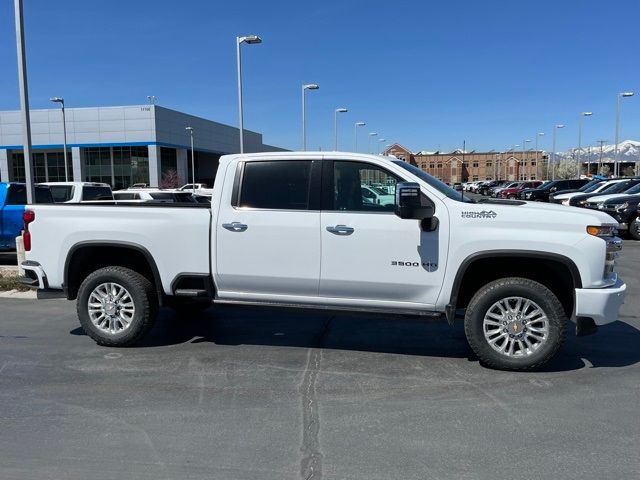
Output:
top-left (0, 183), bottom-right (52, 251)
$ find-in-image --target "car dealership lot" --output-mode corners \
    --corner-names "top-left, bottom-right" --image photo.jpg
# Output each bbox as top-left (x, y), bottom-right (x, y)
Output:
top-left (0, 242), bottom-right (638, 480)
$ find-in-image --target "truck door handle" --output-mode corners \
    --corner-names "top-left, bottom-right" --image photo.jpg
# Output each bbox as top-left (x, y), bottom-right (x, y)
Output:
top-left (222, 222), bottom-right (248, 232)
top-left (326, 224), bottom-right (354, 235)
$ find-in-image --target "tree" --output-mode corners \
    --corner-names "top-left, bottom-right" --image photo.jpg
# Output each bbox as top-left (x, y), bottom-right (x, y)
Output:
top-left (623, 166), bottom-right (635, 177)
top-left (554, 159), bottom-right (579, 179)
top-left (160, 169), bottom-right (179, 188)
top-left (600, 164), bottom-right (611, 176)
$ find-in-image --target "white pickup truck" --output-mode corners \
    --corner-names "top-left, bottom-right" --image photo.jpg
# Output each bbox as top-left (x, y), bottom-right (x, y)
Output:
top-left (21, 152), bottom-right (626, 370)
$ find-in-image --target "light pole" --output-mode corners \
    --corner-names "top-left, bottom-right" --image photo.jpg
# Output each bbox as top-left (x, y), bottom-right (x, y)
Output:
top-left (50, 96), bottom-right (69, 181)
top-left (378, 138), bottom-right (386, 154)
top-left (551, 124), bottom-right (565, 181)
top-left (614, 92), bottom-right (634, 177)
top-left (578, 111), bottom-right (593, 176)
top-left (185, 127), bottom-right (195, 193)
top-left (147, 95), bottom-right (157, 105)
top-left (14, 0), bottom-right (35, 203)
top-left (302, 84), bottom-right (319, 151)
top-left (535, 132), bottom-right (544, 180)
top-left (597, 140), bottom-right (607, 175)
top-left (354, 122), bottom-right (365, 152)
top-left (236, 35), bottom-right (262, 153)
top-left (334, 108), bottom-right (347, 150)
top-left (368, 132), bottom-right (378, 154)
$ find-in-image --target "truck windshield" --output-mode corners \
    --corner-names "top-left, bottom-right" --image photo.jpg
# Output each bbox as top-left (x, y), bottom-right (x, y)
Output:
top-left (391, 160), bottom-right (473, 202)
top-left (579, 179), bottom-right (604, 192)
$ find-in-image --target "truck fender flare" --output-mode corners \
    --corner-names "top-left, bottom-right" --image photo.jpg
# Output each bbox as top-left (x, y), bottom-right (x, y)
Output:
top-left (445, 250), bottom-right (582, 324)
top-left (63, 240), bottom-right (164, 305)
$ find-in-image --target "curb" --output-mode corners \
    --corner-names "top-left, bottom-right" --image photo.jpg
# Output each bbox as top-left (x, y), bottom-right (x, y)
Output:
top-left (0, 289), bottom-right (37, 299)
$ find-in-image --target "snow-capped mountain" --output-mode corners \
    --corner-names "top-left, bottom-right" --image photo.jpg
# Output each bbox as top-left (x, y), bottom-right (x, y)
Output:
top-left (555, 140), bottom-right (640, 162)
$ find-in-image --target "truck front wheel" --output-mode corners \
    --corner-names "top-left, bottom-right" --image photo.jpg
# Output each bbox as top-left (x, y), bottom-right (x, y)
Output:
top-left (77, 266), bottom-right (159, 347)
top-left (464, 277), bottom-right (566, 371)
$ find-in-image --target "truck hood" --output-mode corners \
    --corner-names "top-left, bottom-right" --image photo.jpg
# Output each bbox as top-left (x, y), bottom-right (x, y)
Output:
top-left (586, 193), bottom-right (632, 203)
top-left (458, 198), bottom-right (615, 227)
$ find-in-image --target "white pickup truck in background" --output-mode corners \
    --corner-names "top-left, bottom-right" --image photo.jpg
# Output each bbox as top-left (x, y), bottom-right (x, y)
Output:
top-left (21, 152), bottom-right (626, 370)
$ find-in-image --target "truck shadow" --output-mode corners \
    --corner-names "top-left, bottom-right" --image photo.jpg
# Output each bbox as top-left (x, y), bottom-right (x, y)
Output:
top-left (127, 306), bottom-right (640, 372)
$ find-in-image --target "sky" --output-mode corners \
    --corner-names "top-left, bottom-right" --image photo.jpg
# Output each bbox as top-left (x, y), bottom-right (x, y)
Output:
top-left (0, 0), bottom-right (639, 154)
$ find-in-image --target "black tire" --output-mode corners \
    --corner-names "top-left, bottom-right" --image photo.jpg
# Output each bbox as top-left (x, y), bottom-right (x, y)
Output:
top-left (464, 277), bottom-right (566, 371)
top-left (76, 266), bottom-right (159, 347)
top-left (629, 218), bottom-right (640, 241)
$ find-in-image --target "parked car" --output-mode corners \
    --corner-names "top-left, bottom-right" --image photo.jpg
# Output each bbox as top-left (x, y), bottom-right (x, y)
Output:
top-left (519, 179), bottom-right (590, 201)
top-left (113, 189), bottom-right (198, 203)
top-left (21, 151), bottom-right (626, 371)
top-left (0, 183), bottom-right (53, 251)
top-left (361, 184), bottom-right (395, 206)
top-left (490, 182), bottom-right (519, 197)
top-left (178, 183), bottom-right (213, 196)
top-left (599, 194), bottom-right (640, 240)
top-left (477, 180), bottom-right (506, 196)
top-left (549, 179), bottom-right (606, 204)
top-left (580, 181), bottom-right (640, 209)
top-left (499, 181), bottom-right (543, 199)
top-left (569, 179), bottom-right (640, 207)
top-left (37, 182), bottom-right (113, 203)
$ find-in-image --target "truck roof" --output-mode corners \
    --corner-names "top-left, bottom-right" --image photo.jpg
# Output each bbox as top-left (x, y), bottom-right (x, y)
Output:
top-left (220, 151), bottom-right (395, 163)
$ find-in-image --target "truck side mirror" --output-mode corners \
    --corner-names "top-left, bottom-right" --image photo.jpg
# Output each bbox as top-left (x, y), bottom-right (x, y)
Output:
top-left (454, 184), bottom-right (463, 191)
top-left (395, 182), bottom-right (435, 221)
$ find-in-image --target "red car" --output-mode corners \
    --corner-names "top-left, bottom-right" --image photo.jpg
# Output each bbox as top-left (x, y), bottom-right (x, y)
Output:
top-left (499, 181), bottom-right (543, 199)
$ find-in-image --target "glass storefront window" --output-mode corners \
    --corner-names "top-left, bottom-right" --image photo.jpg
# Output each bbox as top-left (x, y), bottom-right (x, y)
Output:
top-left (84, 146), bottom-right (149, 189)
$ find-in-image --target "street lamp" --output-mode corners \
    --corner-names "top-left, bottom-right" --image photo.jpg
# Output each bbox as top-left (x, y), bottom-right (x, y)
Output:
top-left (535, 132), bottom-right (545, 180)
top-left (334, 107), bottom-right (348, 151)
top-left (378, 138), bottom-right (386, 154)
top-left (578, 112), bottom-right (593, 174)
top-left (522, 139), bottom-right (531, 180)
top-left (551, 124), bottom-right (565, 180)
top-left (302, 84), bottom-right (319, 151)
top-left (368, 132), bottom-right (378, 154)
top-left (615, 92), bottom-right (634, 177)
top-left (185, 127), bottom-right (195, 193)
top-left (50, 96), bottom-right (69, 181)
top-left (354, 122), bottom-right (365, 152)
top-left (236, 34), bottom-right (262, 153)
top-left (146, 95), bottom-right (157, 105)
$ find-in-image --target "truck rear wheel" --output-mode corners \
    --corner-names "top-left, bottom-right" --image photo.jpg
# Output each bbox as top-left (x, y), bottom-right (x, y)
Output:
top-left (77, 266), bottom-right (158, 347)
top-left (464, 277), bottom-right (566, 371)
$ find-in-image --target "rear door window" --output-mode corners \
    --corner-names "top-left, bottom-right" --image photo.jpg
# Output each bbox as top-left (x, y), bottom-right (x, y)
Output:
top-left (239, 160), bottom-right (312, 210)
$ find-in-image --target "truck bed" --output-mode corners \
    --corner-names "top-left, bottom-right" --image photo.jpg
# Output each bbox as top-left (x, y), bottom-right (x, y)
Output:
top-left (26, 203), bottom-right (212, 294)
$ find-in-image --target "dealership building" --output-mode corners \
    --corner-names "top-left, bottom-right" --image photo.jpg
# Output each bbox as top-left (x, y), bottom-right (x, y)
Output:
top-left (0, 105), bottom-right (285, 189)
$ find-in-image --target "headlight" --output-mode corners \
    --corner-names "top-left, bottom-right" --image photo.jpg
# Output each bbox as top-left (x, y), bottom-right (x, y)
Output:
top-left (615, 202), bottom-right (630, 211)
top-left (586, 225), bottom-right (617, 237)
top-left (562, 200), bottom-right (570, 205)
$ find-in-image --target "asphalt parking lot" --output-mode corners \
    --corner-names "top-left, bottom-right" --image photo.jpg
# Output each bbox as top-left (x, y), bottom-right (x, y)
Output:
top-left (1, 242), bottom-right (639, 480)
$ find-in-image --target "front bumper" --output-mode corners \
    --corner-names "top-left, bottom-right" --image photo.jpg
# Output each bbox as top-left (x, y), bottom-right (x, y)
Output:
top-left (574, 278), bottom-right (626, 325)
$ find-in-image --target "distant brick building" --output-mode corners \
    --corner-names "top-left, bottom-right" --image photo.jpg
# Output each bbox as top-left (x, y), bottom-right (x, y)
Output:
top-left (384, 143), bottom-right (548, 184)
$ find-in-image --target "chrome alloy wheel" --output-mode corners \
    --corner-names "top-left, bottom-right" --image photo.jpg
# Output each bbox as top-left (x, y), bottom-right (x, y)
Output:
top-left (87, 282), bottom-right (135, 335)
top-left (482, 296), bottom-right (549, 357)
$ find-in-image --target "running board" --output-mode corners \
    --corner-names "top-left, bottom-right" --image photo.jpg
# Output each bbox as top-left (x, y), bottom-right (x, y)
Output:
top-left (214, 298), bottom-right (444, 318)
